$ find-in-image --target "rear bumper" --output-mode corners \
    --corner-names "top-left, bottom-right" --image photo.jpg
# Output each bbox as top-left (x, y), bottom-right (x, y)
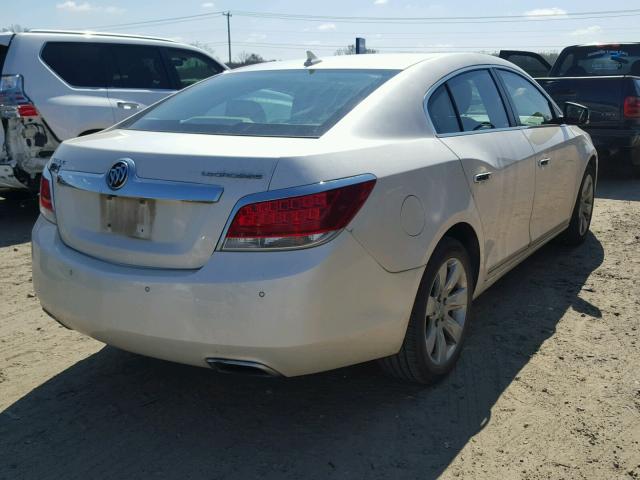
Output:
top-left (32, 217), bottom-right (421, 377)
top-left (587, 128), bottom-right (640, 163)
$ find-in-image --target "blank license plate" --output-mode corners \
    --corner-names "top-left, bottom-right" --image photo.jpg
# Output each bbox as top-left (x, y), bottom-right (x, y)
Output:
top-left (100, 195), bottom-right (154, 240)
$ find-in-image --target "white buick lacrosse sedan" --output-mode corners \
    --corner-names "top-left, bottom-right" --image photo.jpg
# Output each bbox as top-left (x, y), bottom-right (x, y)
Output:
top-left (32, 53), bottom-right (596, 383)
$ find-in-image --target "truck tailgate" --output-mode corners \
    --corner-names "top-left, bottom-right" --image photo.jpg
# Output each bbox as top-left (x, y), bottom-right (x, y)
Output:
top-left (537, 76), bottom-right (626, 128)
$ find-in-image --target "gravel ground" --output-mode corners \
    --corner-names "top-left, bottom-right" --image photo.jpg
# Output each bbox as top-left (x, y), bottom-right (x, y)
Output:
top-left (0, 176), bottom-right (639, 480)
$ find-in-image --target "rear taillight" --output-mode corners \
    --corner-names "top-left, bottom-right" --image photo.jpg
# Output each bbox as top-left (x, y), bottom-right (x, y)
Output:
top-left (624, 96), bottom-right (640, 118)
top-left (223, 178), bottom-right (376, 250)
top-left (16, 103), bottom-right (38, 117)
top-left (0, 74), bottom-right (38, 119)
top-left (39, 175), bottom-right (56, 223)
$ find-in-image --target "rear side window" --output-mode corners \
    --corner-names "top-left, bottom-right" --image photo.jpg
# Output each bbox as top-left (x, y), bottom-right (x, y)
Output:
top-left (502, 54), bottom-right (550, 78)
top-left (447, 70), bottom-right (510, 132)
top-left (41, 42), bottom-right (110, 88)
top-left (552, 45), bottom-right (640, 77)
top-left (111, 45), bottom-right (171, 90)
top-left (497, 70), bottom-right (554, 126)
top-left (122, 69), bottom-right (398, 138)
top-left (427, 85), bottom-right (460, 134)
top-left (164, 48), bottom-right (223, 88)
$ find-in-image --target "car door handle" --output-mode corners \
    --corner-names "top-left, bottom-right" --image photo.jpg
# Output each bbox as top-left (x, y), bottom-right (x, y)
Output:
top-left (473, 172), bottom-right (493, 183)
top-left (538, 157), bottom-right (551, 167)
top-left (117, 101), bottom-right (140, 110)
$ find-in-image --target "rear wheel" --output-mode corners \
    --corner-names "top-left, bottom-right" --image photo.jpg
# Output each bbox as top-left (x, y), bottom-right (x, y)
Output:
top-left (379, 237), bottom-right (473, 384)
top-left (559, 166), bottom-right (595, 246)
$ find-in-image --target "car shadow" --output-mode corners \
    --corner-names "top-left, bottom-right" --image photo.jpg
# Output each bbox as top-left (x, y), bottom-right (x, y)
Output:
top-left (0, 191), bottom-right (39, 248)
top-left (0, 233), bottom-right (604, 480)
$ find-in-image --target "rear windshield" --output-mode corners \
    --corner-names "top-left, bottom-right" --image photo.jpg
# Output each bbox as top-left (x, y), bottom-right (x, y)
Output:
top-left (551, 44), bottom-right (640, 77)
top-left (122, 69), bottom-right (399, 138)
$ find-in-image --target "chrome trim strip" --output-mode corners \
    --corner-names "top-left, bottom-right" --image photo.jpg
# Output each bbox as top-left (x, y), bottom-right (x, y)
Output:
top-left (57, 160), bottom-right (223, 204)
top-left (57, 169), bottom-right (103, 191)
top-left (215, 173), bottom-right (377, 252)
top-left (436, 125), bottom-right (528, 138)
top-left (422, 63), bottom-right (562, 138)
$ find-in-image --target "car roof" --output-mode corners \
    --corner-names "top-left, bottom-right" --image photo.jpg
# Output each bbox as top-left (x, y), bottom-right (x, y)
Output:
top-left (235, 53), bottom-right (446, 72)
top-left (17, 29), bottom-right (176, 44)
top-left (233, 52), bottom-right (506, 72)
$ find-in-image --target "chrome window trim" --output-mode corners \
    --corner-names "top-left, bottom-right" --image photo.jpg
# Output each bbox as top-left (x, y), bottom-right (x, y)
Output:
top-left (56, 158), bottom-right (223, 203)
top-left (215, 173), bottom-right (377, 252)
top-left (493, 67), bottom-right (563, 124)
top-left (423, 64), bottom-right (562, 138)
top-left (436, 125), bottom-right (529, 138)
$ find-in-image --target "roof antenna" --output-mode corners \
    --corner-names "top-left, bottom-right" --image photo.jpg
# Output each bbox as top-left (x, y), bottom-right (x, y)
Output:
top-left (304, 50), bottom-right (322, 67)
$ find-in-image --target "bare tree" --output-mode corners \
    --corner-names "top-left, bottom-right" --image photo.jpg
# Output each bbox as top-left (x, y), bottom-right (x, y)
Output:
top-left (1, 24), bottom-right (28, 33)
top-left (334, 44), bottom-right (379, 55)
top-left (189, 41), bottom-right (216, 56)
top-left (228, 51), bottom-right (271, 69)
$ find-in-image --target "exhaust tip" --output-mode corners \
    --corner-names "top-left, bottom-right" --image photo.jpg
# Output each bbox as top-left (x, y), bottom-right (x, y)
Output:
top-left (206, 358), bottom-right (281, 377)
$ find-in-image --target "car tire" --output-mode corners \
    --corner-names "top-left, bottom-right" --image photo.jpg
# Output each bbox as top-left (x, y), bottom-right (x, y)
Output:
top-left (379, 237), bottom-right (473, 384)
top-left (558, 166), bottom-right (595, 246)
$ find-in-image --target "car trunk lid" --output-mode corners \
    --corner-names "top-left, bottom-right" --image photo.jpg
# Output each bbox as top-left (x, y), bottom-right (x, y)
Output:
top-left (52, 129), bottom-right (283, 269)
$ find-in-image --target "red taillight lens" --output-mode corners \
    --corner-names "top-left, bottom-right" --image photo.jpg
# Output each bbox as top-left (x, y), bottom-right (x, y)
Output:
top-left (0, 75), bottom-right (38, 119)
top-left (224, 179), bottom-right (376, 250)
top-left (17, 103), bottom-right (38, 117)
top-left (39, 176), bottom-right (54, 214)
top-left (624, 96), bottom-right (640, 118)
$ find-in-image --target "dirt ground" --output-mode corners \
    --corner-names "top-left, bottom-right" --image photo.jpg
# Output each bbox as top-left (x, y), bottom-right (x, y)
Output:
top-left (0, 175), bottom-right (639, 480)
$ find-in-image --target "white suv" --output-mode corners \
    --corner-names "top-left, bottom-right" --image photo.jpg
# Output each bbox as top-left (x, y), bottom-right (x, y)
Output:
top-left (0, 30), bottom-right (226, 190)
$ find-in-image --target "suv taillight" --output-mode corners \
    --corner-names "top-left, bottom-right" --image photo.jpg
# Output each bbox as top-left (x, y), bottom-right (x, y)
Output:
top-left (222, 179), bottom-right (376, 250)
top-left (0, 74), bottom-right (38, 118)
top-left (624, 96), bottom-right (640, 119)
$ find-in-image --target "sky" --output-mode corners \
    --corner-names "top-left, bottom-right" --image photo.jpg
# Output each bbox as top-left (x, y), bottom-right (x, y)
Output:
top-left (2, 1), bottom-right (640, 63)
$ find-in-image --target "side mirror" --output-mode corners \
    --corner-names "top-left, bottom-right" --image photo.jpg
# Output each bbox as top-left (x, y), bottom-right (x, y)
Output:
top-left (562, 102), bottom-right (590, 126)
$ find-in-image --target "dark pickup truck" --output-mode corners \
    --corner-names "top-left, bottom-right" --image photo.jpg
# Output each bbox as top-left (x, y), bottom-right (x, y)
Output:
top-left (501, 44), bottom-right (640, 175)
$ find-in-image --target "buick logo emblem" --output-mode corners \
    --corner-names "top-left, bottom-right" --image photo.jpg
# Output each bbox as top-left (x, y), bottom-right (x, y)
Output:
top-left (106, 160), bottom-right (129, 190)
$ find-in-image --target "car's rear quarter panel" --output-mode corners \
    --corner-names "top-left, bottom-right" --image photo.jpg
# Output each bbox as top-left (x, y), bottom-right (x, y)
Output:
top-left (270, 138), bottom-right (480, 276)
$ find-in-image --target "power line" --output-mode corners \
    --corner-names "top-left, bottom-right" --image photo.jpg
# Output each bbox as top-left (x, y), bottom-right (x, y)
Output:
top-left (90, 11), bottom-right (224, 31)
top-left (204, 40), bottom-right (572, 49)
top-left (89, 7), bottom-right (640, 31)
top-left (233, 8), bottom-right (640, 24)
top-left (190, 26), bottom-right (640, 36)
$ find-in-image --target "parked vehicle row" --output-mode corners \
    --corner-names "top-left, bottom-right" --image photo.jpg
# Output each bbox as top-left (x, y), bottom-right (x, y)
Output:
top-left (32, 53), bottom-right (597, 383)
top-left (0, 30), bottom-right (226, 190)
top-left (500, 43), bottom-right (640, 175)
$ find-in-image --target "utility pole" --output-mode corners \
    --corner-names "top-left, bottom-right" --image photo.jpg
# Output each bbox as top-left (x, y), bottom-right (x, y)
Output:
top-left (223, 11), bottom-right (232, 65)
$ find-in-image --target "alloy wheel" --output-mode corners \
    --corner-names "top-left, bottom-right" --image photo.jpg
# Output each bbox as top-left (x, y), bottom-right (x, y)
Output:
top-left (578, 174), bottom-right (594, 236)
top-left (424, 257), bottom-right (468, 366)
